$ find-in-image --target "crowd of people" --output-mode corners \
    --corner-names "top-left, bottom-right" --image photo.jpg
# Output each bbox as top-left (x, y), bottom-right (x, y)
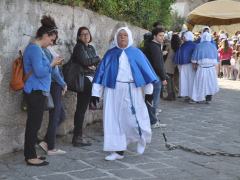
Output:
top-left (21, 15), bottom-right (239, 166)
top-left (164, 26), bottom-right (240, 103)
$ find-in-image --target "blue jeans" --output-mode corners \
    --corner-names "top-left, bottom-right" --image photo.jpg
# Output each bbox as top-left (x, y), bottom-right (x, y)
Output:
top-left (146, 81), bottom-right (162, 125)
top-left (44, 83), bottom-right (65, 150)
top-left (153, 81), bottom-right (162, 110)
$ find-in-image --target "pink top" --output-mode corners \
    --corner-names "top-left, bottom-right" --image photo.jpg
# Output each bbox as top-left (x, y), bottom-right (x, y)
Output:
top-left (218, 47), bottom-right (233, 61)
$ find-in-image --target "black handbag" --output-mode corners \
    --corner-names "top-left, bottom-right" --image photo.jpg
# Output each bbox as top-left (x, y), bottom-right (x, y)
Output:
top-left (62, 60), bottom-right (84, 92)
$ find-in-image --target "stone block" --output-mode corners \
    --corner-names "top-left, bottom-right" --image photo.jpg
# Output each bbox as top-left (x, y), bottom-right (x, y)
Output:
top-left (109, 169), bottom-right (151, 179)
top-left (69, 169), bottom-right (107, 179)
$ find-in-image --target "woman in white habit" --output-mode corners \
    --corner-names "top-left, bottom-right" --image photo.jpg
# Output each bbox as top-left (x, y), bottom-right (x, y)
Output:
top-left (91, 27), bottom-right (158, 161)
top-left (191, 32), bottom-right (219, 103)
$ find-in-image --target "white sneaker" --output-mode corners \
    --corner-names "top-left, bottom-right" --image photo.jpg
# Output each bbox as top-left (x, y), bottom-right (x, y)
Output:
top-left (47, 149), bottom-right (66, 156)
top-left (105, 152), bottom-right (124, 161)
top-left (137, 140), bottom-right (146, 154)
top-left (151, 121), bottom-right (161, 129)
top-left (151, 121), bottom-right (167, 129)
top-left (156, 109), bottom-right (162, 116)
top-left (159, 123), bottom-right (167, 127)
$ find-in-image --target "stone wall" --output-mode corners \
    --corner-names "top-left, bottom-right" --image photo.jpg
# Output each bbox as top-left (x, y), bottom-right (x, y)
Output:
top-left (0, 0), bottom-right (147, 155)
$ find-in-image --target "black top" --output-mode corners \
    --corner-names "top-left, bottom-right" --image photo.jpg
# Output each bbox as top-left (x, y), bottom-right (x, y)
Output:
top-left (71, 41), bottom-right (100, 76)
top-left (143, 41), bottom-right (167, 81)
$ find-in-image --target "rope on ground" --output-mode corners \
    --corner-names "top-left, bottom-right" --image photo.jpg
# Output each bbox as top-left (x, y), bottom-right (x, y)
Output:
top-left (162, 132), bottom-right (240, 157)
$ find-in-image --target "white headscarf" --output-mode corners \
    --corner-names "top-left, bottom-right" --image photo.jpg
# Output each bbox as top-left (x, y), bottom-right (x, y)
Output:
top-left (219, 33), bottom-right (227, 40)
top-left (114, 27), bottom-right (133, 49)
top-left (201, 32), bottom-right (212, 42)
top-left (183, 31), bottom-right (194, 41)
top-left (202, 26), bottom-right (211, 34)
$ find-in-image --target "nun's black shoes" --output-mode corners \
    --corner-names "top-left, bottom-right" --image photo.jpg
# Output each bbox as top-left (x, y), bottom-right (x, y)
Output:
top-left (25, 158), bottom-right (49, 166)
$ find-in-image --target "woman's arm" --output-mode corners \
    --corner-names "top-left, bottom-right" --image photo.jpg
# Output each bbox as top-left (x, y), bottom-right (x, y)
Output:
top-left (29, 46), bottom-right (52, 78)
top-left (51, 67), bottom-right (66, 88)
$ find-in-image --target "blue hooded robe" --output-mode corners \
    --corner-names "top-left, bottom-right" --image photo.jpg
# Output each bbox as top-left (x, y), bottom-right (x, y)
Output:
top-left (174, 41), bottom-right (196, 65)
top-left (192, 42), bottom-right (218, 63)
top-left (93, 46), bottom-right (159, 88)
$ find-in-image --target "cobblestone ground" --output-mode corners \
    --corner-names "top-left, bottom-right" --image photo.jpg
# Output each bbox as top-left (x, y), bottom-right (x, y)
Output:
top-left (0, 79), bottom-right (240, 180)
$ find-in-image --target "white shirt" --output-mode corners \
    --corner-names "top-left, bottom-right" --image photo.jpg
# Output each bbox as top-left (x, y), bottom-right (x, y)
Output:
top-left (116, 51), bottom-right (134, 82)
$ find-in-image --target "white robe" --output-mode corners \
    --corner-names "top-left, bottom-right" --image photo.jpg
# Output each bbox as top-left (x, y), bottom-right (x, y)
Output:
top-left (92, 51), bottom-right (153, 152)
top-left (191, 58), bottom-right (219, 101)
top-left (178, 63), bottom-right (195, 97)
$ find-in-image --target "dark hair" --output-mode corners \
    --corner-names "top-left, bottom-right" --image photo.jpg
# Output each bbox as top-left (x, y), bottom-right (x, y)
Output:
top-left (153, 21), bottom-right (163, 28)
top-left (203, 27), bottom-right (210, 33)
top-left (143, 32), bottom-right (152, 40)
top-left (152, 27), bottom-right (165, 36)
top-left (235, 31), bottom-right (240, 36)
top-left (53, 33), bottom-right (58, 45)
top-left (171, 34), bottom-right (181, 52)
top-left (36, 15), bottom-right (58, 39)
top-left (223, 39), bottom-right (229, 52)
top-left (77, 26), bottom-right (92, 43)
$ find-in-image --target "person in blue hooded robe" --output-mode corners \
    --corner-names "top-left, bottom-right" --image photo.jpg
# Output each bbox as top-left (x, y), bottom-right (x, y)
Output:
top-left (194, 26), bottom-right (217, 47)
top-left (174, 31), bottom-right (196, 101)
top-left (191, 32), bottom-right (219, 103)
top-left (91, 27), bottom-right (158, 161)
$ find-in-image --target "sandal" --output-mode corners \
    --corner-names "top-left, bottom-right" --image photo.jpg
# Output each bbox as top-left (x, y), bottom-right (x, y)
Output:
top-left (26, 158), bottom-right (49, 166)
top-left (25, 156), bottom-right (46, 162)
top-left (39, 141), bottom-right (48, 153)
top-left (38, 156), bottom-right (46, 160)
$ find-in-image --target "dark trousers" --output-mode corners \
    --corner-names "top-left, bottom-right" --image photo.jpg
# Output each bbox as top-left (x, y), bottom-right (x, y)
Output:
top-left (44, 83), bottom-right (65, 150)
top-left (166, 73), bottom-right (176, 99)
top-left (73, 77), bottom-right (92, 137)
top-left (146, 102), bottom-right (158, 125)
top-left (24, 90), bottom-right (46, 160)
top-left (206, 95), bottom-right (212, 102)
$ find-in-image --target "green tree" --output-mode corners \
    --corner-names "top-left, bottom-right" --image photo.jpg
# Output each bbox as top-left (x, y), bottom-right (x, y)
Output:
top-left (84, 0), bottom-right (176, 30)
top-left (43, 0), bottom-right (176, 30)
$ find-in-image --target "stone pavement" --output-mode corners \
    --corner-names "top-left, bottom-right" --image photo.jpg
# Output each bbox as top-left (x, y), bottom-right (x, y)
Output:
top-left (0, 79), bottom-right (240, 180)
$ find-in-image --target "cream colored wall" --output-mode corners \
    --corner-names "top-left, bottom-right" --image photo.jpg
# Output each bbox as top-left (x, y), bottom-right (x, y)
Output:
top-left (193, 24), bottom-right (240, 36)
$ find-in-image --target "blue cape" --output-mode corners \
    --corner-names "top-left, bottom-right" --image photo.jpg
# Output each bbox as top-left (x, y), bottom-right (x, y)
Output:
top-left (93, 46), bottom-right (159, 88)
top-left (194, 37), bottom-right (216, 46)
top-left (174, 41), bottom-right (196, 65)
top-left (192, 41), bottom-right (218, 61)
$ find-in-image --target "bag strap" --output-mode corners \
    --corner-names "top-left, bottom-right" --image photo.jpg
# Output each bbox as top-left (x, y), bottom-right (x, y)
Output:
top-left (19, 50), bottom-right (33, 82)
